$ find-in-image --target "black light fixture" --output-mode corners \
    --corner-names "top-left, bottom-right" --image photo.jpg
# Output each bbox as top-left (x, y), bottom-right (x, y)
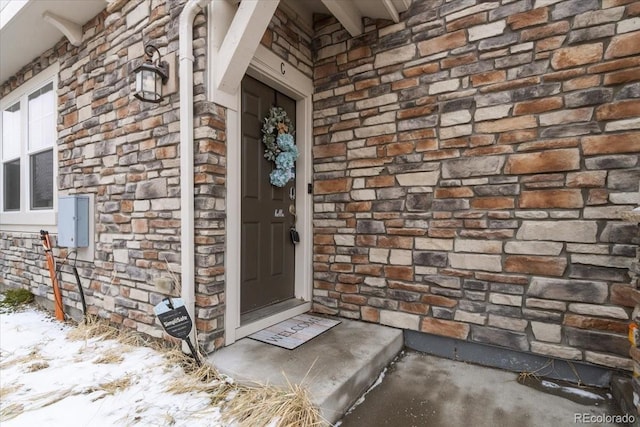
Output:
top-left (133, 44), bottom-right (169, 103)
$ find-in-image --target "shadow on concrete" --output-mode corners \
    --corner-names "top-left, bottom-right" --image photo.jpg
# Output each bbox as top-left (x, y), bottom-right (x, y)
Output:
top-left (339, 350), bottom-right (626, 427)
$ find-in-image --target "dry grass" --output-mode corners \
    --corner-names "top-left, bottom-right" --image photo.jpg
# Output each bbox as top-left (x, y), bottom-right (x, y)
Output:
top-left (162, 345), bottom-right (203, 369)
top-left (567, 360), bottom-right (584, 387)
top-left (63, 314), bottom-right (323, 426)
top-left (223, 379), bottom-right (322, 427)
top-left (165, 374), bottom-right (235, 406)
top-left (0, 349), bottom-right (42, 369)
top-left (517, 359), bottom-right (584, 388)
top-left (517, 370), bottom-right (540, 384)
top-left (163, 346), bottom-right (218, 381)
top-left (67, 315), bottom-right (121, 342)
top-left (0, 403), bottom-right (24, 421)
top-left (67, 315), bottom-right (148, 347)
top-left (99, 376), bottom-right (133, 395)
top-left (1, 389), bottom-right (76, 422)
top-left (517, 360), bottom-right (552, 383)
top-left (163, 346), bottom-right (234, 404)
top-left (161, 345), bottom-right (321, 426)
top-left (25, 361), bottom-right (49, 372)
top-left (93, 348), bottom-right (125, 364)
top-left (0, 384), bottom-right (22, 399)
top-left (163, 413), bottom-right (176, 425)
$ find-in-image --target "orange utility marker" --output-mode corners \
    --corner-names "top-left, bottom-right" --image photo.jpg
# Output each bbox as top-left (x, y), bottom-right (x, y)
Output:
top-left (40, 230), bottom-right (64, 320)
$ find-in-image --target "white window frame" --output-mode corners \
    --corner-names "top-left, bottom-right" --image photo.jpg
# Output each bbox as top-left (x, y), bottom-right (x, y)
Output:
top-left (0, 63), bottom-right (59, 232)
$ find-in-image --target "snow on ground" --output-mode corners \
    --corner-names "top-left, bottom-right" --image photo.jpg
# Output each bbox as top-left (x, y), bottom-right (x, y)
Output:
top-left (0, 308), bottom-right (223, 426)
top-left (539, 379), bottom-right (611, 402)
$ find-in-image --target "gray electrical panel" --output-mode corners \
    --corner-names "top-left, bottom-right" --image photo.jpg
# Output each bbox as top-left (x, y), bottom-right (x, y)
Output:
top-left (58, 195), bottom-right (89, 248)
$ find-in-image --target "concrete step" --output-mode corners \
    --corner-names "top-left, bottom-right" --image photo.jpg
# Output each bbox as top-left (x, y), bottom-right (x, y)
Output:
top-left (208, 316), bottom-right (403, 424)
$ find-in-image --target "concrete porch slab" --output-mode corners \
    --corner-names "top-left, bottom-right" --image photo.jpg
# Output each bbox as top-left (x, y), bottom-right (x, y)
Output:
top-left (208, 317), bottom-right (403, 424)
top-left (341, 351), bottom-right (623, 427)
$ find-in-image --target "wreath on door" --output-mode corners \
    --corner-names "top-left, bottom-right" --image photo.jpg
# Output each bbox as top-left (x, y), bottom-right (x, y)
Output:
top-left (262, 107), bottom-right (298, 187)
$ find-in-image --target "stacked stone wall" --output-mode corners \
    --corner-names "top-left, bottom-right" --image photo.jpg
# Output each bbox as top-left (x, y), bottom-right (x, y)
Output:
top-left (0, 0), bottom-right (228, 349)
top-left (311, 0), bottom-right (640, 370)
top-left (0, 234), bottom-right (61, 309)
top-left (1, 1), bottom-right (314, 352)
top-left (262, 5), bottom-right (314, 79)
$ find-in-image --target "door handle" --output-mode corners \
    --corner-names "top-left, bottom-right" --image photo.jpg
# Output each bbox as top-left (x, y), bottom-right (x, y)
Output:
top-left (289, 205), bottom-right (299, 244)
top-left (289, 204), bottom-right (296, 222)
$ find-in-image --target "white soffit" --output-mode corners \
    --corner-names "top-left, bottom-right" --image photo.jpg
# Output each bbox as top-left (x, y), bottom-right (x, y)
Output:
top-left (0, 0), bottom-right (105, 84)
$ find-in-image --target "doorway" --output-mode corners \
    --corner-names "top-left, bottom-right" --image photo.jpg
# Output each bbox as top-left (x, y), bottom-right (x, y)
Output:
top-left (240, 75), bottom-right (297, 317)
top-left (224, 45), bottom-right (314, 345)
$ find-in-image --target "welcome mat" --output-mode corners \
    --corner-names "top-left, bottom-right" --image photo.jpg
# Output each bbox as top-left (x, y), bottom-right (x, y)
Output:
top-left (249, 314), bottom-right (341, 350)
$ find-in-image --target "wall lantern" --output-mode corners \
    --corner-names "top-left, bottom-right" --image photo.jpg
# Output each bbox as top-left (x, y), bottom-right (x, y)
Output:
top-left (133, 44), bottom-right (169, 103)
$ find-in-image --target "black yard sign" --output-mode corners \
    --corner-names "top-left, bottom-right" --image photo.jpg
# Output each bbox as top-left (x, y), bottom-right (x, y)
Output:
top-left (157, 304), bottom-right (192, 339)
top-left (154, 298), bottom-right (201, 365)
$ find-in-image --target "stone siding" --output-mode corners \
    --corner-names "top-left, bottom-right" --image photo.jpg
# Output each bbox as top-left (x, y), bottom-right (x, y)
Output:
top-left (0, 233), bottom-right (62, 309)
top-left (261, 5), bottom-right (314, 79)
top-left (0, 1), bottom-right (314, 352)
top-left (1, 0), bottom-right (226, 349)
top-left (311, 0), bottom-right (639, 370)
top-left (1, 0), bottom-right (637, 367)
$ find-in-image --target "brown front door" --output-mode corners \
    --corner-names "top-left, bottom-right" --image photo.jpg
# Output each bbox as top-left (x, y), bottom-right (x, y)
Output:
top-left (240, 75), bottom-right (296, 315)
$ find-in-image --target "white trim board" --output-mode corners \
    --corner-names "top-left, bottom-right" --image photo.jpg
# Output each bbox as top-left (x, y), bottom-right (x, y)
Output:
top-left (222, 44), bottom-right (314, 346)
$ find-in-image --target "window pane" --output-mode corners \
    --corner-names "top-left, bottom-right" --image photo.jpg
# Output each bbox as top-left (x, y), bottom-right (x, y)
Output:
top-left (3, 159), bottom-right (20, 211)
top-left (2, 102), bottom-right (20, 160)
top-left (28, 82), bottom-right (55, 152)
top-left (30, 149), bottom-right (53, 209)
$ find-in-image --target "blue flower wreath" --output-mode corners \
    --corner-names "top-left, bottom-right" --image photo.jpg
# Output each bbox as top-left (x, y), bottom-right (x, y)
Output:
top-left (262, 107), bottom-right (298, 187)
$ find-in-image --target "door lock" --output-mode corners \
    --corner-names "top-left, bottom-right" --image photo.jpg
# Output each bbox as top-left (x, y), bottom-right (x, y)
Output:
top-left (290, 227), bottom-right (300, 244)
